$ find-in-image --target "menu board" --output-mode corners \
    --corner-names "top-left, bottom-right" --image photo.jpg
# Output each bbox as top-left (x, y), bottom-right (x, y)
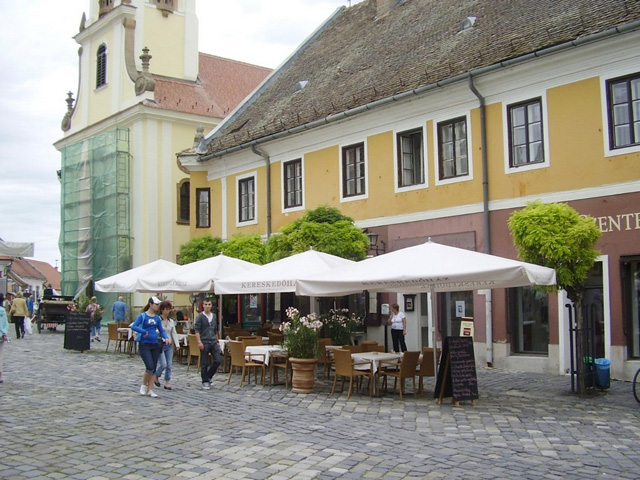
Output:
top-left (64, 312), bottom-right (91, 352)
top-left (434, 336), bottom-right (479, 404)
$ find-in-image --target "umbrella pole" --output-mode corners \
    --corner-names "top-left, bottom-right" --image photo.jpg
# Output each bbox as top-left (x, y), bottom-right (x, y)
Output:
top-left (218, 294), bottom-right (222, 337)
top-left (430, 287), bottom-right (438, 375)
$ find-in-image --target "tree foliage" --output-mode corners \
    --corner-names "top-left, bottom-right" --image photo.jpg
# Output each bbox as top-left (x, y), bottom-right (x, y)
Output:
top-left (266, 205), bottom-right (368, 262)
top-left (221, 234), bottom-right (266, 265)
top-left (508, 201), bottom-right (601, 302)
top-left (177, 205), bottom-right (368, 266)
top-left (178, 235), bottom-right (223, 264)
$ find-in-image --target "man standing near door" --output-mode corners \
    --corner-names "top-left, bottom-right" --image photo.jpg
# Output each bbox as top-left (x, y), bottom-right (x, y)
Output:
top-left (194, 298), bottom-right (222, 390)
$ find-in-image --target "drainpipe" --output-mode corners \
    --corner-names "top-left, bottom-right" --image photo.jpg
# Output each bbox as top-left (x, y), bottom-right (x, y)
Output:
top-left (468, 74), bottom-right (493, 366)
top-left (251, 145), bottom-right (272, 325)
top-left (251, 145), bottom-right (272, 237)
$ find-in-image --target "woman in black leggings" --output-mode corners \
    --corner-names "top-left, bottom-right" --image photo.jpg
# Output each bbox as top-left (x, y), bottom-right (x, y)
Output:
top-left (388, 303), bottom-right (407, 353)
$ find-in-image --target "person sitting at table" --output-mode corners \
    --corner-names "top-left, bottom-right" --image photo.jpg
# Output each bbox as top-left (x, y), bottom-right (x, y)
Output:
top-left (194, 298), bottom-right (222, 390)
top-left (154, 300), bottom-right (179, 390)
top-left (131, 296), bottom-right (170, 398)
top-left (388, 303), bottom-right (407, 353)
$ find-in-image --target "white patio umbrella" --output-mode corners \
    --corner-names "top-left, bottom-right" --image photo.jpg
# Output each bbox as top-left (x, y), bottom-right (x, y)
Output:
top-left (214, 249), bottom-right (356, 294)
top-left (94, 259), bottom-right (181, 293)
top-left (296, 239), bottom-right (556, 368)
top-left (297, 239), bottom-right (556, 296)
top-left (136, 254), bottom-right (259, 293)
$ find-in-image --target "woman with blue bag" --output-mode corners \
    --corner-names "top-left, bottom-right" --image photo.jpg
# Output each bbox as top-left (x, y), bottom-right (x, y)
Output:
top-left (131, 296), bottom-right (170, 398)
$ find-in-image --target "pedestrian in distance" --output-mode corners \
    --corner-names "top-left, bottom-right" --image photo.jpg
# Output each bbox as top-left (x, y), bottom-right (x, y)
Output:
top-left (85, 296), bottom-right (104, 342)
top-left (25, 293), bottom-right (35, 335)
top-left (0, 293), bottom-right (10, 383)
top-left (154, 301), bottom-right (179, 390)
top-left (131, 296), bottom-right (170, 398)
top-left (194, 298), bottom-right (222, 390)
top-left (9, 292), bottom-right (28, 340)
top-left (387, 303), bottom-right (407, 353)
top-left (111, 296), bottom-right (129, 326)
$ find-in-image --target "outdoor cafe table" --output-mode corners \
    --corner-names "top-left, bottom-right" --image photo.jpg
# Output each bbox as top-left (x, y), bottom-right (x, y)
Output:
top-left (245, 345), bottom-right (286, 366)
top-left (352, 352), bottom-right (402, 374)
top-left (352, 351), bottom-right (402, 396)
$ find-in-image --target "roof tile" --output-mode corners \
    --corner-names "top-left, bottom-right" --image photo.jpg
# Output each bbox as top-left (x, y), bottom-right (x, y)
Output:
top-left (203, 0), bottom-right (640, 155)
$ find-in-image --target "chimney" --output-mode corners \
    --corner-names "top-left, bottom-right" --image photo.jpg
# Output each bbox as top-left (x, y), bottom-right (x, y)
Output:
top-left (377, 0), bottom-right (400, 19)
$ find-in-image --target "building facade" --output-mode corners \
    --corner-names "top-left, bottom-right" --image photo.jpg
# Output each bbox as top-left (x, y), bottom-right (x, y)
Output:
top-left (179, 0), bottom-right (640, 380)
top-left (53, 0), bottom-right (270, 309)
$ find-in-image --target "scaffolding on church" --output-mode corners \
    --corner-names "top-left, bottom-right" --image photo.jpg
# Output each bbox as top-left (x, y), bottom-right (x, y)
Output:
top-left (59, 128), bottom-right (131, 302)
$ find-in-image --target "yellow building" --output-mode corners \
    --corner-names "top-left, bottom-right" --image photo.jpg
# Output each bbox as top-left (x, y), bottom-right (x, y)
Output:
top-left (179, 0), bottom-right (640, 381)
top-left (53, 0), bottom-right (270, 309)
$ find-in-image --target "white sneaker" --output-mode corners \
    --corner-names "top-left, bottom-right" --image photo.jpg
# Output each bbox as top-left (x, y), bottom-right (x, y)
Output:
top-left (202, 382), bottom-right (211, 390)
top-left (139, 385), bottom-right (148, 395)
top-left (147, 390), bottom-right (158, 398)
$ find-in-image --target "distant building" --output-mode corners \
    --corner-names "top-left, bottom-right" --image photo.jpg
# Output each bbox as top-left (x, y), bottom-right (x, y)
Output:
top-left (178, 0), bottom-right (640, 380)
top-left (0, 256), bottom-right (60, 299)
top-left (53, 0), bottom-right (271, 309)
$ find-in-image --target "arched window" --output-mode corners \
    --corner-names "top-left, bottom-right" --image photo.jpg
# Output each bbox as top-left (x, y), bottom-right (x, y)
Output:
top-left (96, 44), bottom-right (107, 88)
top-left (177, 180), bottom-right (190, 224)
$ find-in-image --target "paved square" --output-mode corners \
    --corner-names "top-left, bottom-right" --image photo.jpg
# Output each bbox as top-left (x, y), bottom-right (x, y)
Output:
top-left (0, 330), bottom-right (638, 479)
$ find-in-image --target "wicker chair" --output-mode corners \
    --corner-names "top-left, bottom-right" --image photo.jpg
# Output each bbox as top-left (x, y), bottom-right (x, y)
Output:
top-left (379, 350), bottom-right (421, 399)
top-left (331, 348), bottom-right (373, 400)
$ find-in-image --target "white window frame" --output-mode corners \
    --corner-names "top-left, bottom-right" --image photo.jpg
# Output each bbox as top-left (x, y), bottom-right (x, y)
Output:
top-left (236, 171), bottom-right (258, 227)
top-left (393, 124), bottom-right (428, 193)
top-left (433, 113), bottom-right (474, 186)
top-left (503, 92), bottom-right (551, 174)
top-left (339, 140), bottom-right (369, 203)
top-left (281, 157), bottom-right (305, 213)
top-left (601, 70), bottom-right (640, 158)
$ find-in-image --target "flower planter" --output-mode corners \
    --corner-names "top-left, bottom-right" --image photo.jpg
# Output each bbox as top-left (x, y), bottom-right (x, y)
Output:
top-left (289, 357), bottom-right (318, 393)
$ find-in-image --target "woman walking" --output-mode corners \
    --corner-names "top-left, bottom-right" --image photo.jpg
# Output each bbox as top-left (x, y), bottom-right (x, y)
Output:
top-left (85, 296), bottom-right (103, 342)
top-left (0, 294), bottom-right (9, 383)
top-left (154, 300), bottom-right (179, 390)
top-left (131, 296), bottom-right (170, 398)
top-left (9, 292), bottom-right (28, 339)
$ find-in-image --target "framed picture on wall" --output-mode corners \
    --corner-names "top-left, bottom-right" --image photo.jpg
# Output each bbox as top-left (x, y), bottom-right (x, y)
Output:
top-left (404, 294), bottom-right (416, 312)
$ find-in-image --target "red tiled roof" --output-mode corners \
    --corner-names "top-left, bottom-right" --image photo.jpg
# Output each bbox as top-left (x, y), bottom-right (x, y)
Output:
top-left (149, 53), bottom-right (271, 118)
top-left (0, 256), bottom-right (61, 290)
top-left (28, 260), bottom-right (61, 291)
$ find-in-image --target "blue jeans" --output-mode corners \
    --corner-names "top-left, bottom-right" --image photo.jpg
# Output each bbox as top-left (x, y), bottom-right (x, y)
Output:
top-left (139, 342), bottom-right (161, 374)
top-left (91, 320), bottom-right (101, 337)
top-left (155, 343), bottom-right (173, 381)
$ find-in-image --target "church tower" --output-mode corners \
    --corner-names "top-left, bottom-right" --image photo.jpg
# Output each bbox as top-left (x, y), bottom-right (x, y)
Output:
top-left (54, 1), bottom-right (271, 305)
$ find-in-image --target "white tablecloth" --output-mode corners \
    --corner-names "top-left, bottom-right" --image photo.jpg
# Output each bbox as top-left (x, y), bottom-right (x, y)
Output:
top-left (352, 352), bottom-right (402, 374)
top-left (245, 345), bottom-right (286, 366)
top-left (118, 327), bottom-right (133, 340)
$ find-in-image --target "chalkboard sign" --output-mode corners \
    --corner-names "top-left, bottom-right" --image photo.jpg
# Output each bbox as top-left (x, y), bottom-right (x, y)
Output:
top-left (64, 312), bottom-right (91, 352)
top-left (434, 336), bottom-right (479, 405)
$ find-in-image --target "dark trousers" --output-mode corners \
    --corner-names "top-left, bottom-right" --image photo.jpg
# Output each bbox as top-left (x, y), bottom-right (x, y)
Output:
top-left (12, 316), bottom-right (25, 339)
top-left (391, 329), bottom-right (407, 352)
top-left (201, 342), bottom-right (222, 383)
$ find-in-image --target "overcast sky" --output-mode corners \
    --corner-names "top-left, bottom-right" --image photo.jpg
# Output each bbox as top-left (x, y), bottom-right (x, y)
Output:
top-left (0, 0), bottom-right (360, 269)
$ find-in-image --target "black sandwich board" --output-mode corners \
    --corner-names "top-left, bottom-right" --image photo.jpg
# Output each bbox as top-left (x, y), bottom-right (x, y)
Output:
top-left (64, 312), bottom-right (91, 352)
top-left (434, 336), bottom-right (479, 405)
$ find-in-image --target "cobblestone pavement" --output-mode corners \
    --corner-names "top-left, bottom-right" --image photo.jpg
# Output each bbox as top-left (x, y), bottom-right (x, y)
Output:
top-left (0, 329), bottom-right (638, 480)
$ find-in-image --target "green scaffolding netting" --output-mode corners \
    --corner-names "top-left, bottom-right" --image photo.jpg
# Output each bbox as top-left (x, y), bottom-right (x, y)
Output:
top-left (59, 128), bottom-right (131, 306)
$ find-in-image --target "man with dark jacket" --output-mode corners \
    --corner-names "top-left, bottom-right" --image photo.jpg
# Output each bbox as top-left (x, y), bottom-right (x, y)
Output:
top-left (194, 298), bottom-right (222, 390)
